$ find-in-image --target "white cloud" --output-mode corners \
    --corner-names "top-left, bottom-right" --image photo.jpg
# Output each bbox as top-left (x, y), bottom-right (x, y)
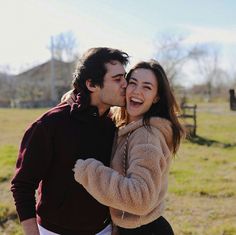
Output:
top-left (183, 25), bottom-right (236, 44)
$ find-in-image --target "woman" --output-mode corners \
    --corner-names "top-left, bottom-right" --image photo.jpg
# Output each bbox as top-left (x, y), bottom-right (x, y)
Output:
top-left (73, 60), bottom-right (185, 234)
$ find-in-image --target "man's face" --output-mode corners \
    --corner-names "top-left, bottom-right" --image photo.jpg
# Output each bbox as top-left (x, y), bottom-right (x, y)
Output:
top-left (97, 61), bottom-right (127, 109)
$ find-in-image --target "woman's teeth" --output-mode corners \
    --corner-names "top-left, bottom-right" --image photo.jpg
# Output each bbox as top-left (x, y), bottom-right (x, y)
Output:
top-left (130, 97), bottom-right (143, 107)
top-left (130, 97), bottom-right (143, 104)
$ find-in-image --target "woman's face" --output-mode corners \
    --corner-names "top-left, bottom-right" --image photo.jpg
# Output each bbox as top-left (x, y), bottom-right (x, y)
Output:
top-left (126, 68), bottom-right (158, 123)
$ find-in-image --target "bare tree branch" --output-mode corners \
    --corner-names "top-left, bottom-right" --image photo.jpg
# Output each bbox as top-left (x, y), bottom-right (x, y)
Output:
top-left (48, 31), bottom-right (78, 62)
top-left (153, 33), bottom-right (204, 86)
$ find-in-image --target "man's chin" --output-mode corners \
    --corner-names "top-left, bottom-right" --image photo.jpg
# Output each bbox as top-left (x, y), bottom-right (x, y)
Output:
top-left (118, 101), bottom-right (126, 107)
top-left (112, 99), bottom-right (125, 107)
top-left (114, 104), bottom-right (125, 108)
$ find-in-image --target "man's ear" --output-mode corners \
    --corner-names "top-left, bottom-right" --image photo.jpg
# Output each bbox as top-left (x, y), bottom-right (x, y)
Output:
top-left (86, 80), bottom-right (99, 92)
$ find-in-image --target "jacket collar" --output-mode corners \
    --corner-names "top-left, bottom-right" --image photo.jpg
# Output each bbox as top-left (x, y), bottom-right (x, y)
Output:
top-left (118, 117), bottom-right (173, 150)
top-left (70, 95), bottom-right (110, 121)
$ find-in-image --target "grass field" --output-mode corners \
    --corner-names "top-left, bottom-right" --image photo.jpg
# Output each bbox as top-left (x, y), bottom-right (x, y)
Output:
top-left (0, 103), bottom-right (236, 235)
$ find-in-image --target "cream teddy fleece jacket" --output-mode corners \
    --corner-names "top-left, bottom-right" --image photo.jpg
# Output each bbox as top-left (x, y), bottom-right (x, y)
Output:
top-left (73, 117), bottom-right (173, 228)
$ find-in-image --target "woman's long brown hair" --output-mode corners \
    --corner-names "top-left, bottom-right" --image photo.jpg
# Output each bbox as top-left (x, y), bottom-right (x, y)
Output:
top-left (112, 60), bottom-right (185, 154)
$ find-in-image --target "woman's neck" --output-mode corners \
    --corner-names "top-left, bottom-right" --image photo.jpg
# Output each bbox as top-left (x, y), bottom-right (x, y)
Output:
top-left (127, 115), bottom-right (143, 124)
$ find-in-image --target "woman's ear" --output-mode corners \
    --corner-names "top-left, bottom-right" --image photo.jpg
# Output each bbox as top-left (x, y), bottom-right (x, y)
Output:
top-left (153, 96), bottom-right (159, 104)
top-left (86, 80), bottom-right (98, 92)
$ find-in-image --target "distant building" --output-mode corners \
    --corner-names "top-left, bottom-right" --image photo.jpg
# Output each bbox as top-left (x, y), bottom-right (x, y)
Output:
top-left (0, 72), bottom-right (15, 107)
top-left (11, 59), bottom-right (75, 107)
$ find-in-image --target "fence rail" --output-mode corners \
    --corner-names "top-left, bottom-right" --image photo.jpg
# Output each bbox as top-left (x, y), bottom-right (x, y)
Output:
top-left (180, 104), bottom-right (197, 136)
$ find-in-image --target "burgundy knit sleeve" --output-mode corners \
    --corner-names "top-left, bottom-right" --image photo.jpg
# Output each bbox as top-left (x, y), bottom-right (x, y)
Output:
top-left (11, 120), bottom-right (53, 222)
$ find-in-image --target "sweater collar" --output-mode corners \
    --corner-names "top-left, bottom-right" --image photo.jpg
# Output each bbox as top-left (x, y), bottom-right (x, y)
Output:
top-left (69, 92), bottom-right (110, 120)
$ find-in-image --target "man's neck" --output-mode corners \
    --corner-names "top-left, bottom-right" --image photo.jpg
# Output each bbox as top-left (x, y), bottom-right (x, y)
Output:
top-left (90, 100), bottom-right (109, 116)
top-left (97, 105), bottom-right (109, 116)
top-left (90, 94), bottom-right (110, 116)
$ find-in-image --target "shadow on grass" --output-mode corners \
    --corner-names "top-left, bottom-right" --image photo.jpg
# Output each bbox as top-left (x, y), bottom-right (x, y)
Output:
top-left (187, 135), bottom-right (236, 148)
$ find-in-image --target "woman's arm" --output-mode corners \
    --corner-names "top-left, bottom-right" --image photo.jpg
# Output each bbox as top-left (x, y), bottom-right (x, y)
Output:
top-left (73, 142), bottom-right (168, 215)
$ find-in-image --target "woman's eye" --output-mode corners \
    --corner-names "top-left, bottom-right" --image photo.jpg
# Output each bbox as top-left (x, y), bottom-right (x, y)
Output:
top-left (129, 81), bottom-right (136, 85)
top-left (144, 86), bottom-right (151, 90)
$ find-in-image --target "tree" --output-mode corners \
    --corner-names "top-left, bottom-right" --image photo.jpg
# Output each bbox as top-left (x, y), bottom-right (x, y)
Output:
top-left (48, 31), bottom-right (78, 102)
top-left (229, 66), bottom-right (236, 87)
top-left (194, 44), bottom-right (222, 101)
top-left (153, 33), bottom-right (204, 86)
top-left (0, 65), bottom-right (16, 105)
top-left (49, 31), bottom-right (78, 62)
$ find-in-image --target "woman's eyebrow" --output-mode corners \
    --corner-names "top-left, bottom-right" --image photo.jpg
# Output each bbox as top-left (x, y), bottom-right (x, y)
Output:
top-left (130, 78), bottom-right (153, 86)
top-left (143, 81), bottom-right (154, 86)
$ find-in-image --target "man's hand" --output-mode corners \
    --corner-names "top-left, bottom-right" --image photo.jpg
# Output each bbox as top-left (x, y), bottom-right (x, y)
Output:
top-left (21, 218), bottom-right (40, 235)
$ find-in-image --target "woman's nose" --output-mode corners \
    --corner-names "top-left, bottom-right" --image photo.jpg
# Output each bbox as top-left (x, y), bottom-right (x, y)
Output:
top-left (132, 85), bottom-right (141, 94)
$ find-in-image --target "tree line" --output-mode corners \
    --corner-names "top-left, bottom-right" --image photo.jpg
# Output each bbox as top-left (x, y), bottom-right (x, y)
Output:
top-left (0, 31), bottom-right (235, 107)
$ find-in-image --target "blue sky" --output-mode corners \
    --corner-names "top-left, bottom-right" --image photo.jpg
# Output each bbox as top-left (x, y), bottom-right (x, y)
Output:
top-left (0, 0), bottom-right (236, 85)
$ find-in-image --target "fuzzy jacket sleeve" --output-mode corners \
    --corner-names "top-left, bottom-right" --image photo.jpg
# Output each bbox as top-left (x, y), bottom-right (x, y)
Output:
top-left (73, 139), bottom-right (168, 216)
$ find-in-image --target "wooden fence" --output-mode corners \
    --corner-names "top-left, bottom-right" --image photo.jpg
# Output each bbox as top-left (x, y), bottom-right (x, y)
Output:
top-left (180, 104), bottom-right (197, 136)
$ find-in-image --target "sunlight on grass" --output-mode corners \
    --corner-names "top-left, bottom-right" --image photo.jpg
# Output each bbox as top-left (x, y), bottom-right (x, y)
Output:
top-left (0, 108), bottom-right (47, 146)
top-left (170, 142), bottom-right (236, 197)
top-left (207, 224), bottom-right (236, 235)
top-left (0, 104), bottom-right (236, 235)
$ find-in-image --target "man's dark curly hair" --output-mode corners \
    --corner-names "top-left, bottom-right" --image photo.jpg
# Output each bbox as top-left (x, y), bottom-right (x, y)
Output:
top-left (72, 47), bottom-right (129, 107)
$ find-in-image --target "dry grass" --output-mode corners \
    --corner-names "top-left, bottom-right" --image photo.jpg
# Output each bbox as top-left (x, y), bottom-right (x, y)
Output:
top-left (0, 108), bottom-right (46, 146)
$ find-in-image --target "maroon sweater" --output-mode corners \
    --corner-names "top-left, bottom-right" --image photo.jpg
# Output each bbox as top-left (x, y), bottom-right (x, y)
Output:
top-left (11, 102), bottom-right (116, 235)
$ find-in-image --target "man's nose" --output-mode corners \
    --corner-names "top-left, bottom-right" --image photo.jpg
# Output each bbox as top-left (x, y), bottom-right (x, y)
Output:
top-left (121, 77), bottom-right (127, 88)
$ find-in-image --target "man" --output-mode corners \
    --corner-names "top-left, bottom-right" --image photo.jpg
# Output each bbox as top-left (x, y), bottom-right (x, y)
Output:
top-left (11, 47), bottom-right (129, 235)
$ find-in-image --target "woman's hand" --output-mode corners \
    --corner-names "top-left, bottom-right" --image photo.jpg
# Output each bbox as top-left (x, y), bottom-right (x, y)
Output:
top-left (73, 158), bottom-right (99, 183)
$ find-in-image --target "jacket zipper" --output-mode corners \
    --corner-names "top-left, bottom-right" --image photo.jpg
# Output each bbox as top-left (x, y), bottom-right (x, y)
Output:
top-left (121, 211), bottom-right (125, 219)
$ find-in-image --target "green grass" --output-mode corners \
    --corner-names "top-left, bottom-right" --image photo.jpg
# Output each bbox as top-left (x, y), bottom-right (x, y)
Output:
top-left (0, 146), bottom-right (17, 182)
top-left (169, 143), bottom-right (236, 198)
top-left (0, 108), bottom-right (47, 235)
top-left (165, 102), bottom-right (236, 234)
top-left (0, 108), bottom-right (47, 146)
top-left (0, 104), bottom-right (236, 234)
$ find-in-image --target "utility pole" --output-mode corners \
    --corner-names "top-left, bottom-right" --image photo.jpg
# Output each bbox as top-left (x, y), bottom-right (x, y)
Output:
top-left (50, 36), bottom-right (57, 102)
